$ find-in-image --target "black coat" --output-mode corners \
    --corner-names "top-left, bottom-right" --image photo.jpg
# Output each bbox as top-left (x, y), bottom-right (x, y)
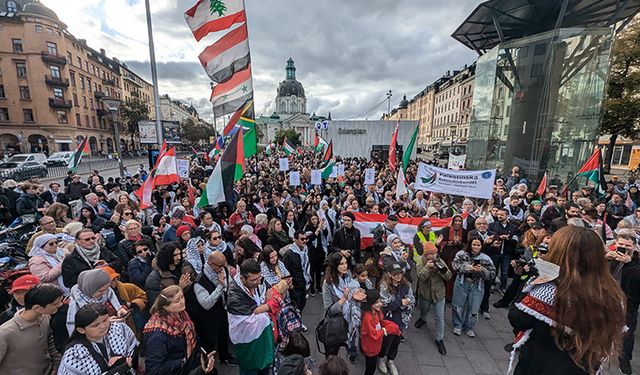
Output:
top-left (331, 226), bottom-right (361, 263)
top-left (39, 191), bottom-right (70, 206)
top-left (144, 329), bottom-right (200, 375)
top-left (61, 247), bottom-right (122, 288)
top-left (282, 247), bottom-right (306, 291)
top-left (488, 221), bottom-right (519, 257)
top-left (16, 193), bottom-right (42, 217)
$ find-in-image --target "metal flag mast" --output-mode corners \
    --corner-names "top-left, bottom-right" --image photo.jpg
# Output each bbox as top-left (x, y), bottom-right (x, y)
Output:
top-left (144, 0), bottom-right (164, 147)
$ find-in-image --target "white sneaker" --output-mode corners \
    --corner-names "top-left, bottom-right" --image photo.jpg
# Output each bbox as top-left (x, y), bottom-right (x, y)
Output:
top-left (466, 330), bottom-right (476, 338)
top-left (387, 360), bottom-right (399, 375)
top-left (452, 327), bottom-right (462, 336)
top-left (377, 358), bottom-right (388, 374)
top-left (301, 324), bottom-right (308, 332)
top-left (482, 312), bottom-right (491, 320)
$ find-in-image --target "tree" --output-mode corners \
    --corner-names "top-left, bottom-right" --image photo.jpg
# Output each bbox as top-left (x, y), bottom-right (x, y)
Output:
top-left (274, 128), bottom-right (301, 147)
top-left (600, 19), bottom-right (640, 172)
top-left (181, 117), bottom-right (216, 145)
top-left (119, 98), bottom-right (150, 149)
top-left (209, 0), bottom-right (227, 16)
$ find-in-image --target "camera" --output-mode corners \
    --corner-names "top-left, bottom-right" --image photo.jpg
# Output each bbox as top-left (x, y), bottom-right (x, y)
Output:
top-left (435, 260), bottom-right (448, 273)
top-left (538, 243), bottom-right (549, 254)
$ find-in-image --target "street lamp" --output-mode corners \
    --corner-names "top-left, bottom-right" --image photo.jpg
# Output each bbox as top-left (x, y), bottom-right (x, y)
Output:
top-left (101, 97), bottom-right (124, 177)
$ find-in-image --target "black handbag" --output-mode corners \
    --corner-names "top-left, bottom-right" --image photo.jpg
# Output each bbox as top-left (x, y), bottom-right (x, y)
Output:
top-left (315, 306), bottom-right (348, 354)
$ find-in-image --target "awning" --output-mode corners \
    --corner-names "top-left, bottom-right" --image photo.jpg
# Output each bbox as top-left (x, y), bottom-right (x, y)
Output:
top-left (54, 139), bottom-right (72, 144)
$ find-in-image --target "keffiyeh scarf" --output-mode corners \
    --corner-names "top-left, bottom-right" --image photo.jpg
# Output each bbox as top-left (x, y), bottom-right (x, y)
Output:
top-left (143, 310), bottom-right (197, 358)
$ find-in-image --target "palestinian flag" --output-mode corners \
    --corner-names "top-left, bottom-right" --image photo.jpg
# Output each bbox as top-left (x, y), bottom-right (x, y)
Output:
top-left (135, 141), bottom-right (168, 209)
top-left (320, 161), bottom-right (335, 179)
top-left (322, 140), bottom-right (333, 164)
top-left (184, 0), bottom-right (246, 41)
top-left (402, 124), bottom-right (418, 172)
top-left (208, 141), bottom-right (222, 159)
top-left (283, 137), bottom-right (295, 156)
top-left (352, 212), bottom-right (462, 249)
top-left (562, 148), bottom-right (607, 197)
top-left (198, 128), bottom-right (245, 207)
top-left (313, 133), bottom-right (328, 153)
top-left (68, 137), bottom-right (88, 173)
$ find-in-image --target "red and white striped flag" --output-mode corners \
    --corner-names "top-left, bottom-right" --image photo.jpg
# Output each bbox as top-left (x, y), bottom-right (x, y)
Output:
top-left (210, 66), bottom-right (253, 116)
top-left (153, 147), bottom-right (180, 186)
top-left (184, 0), bottom-right (246, 41)
top-left (135, 141), bottom-right (168, 209)
top-left (198, 23), bottom-right (250, 83)
top-left (352, 212), bottom-right (456, 249)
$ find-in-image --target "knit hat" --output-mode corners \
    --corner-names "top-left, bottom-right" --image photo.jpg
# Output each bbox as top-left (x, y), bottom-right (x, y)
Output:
top-left (386, 234), bottom-right (400, 247)
top-left (102, 266), bottom-right (120, 281)
top-left (278, 354), bottom-right (306, 375)
top-left (77, 269), bottom-right (111, 297)
top-left (365, 289), bottom-right (381, 306)
top-left (176, 225), bottom-right (191, 238)
top-left (423, 242), bottom-right (438, 256)
top-left (10, 274), bottom-right (40, 293)
top-left (342, 211), bottom-right (355, 221)
top-left (171, 208), bottom-right (185, 220)
top-left (531, 200), bottom-right (542, 206)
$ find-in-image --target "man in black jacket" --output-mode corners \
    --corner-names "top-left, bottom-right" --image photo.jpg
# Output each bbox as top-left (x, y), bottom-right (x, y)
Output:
top-left (283, 230), bottom-right (311, 312)
top-left (488, 208), bottom-right (519, 293)
top-left (61, 229), bottom-right (122, 288)
top-left (39, 183), bottom-right (69, 206)
top-left (65, 175), bottom-right (87, 201)
top-left (549, 203), bottom-right (581, 232)
top-left (331, 212), bottom-right (361, 266)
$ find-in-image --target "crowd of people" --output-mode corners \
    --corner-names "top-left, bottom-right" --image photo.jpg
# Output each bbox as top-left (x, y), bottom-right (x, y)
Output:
top-left (0, 148), bottom-right (638, 375)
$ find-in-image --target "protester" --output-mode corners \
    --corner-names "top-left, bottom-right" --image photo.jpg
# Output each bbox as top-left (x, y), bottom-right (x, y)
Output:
top-left (0, 275), bottom-right (40, 325)
top-left (283, 230), bottom-right (311, 312)
top-left (128, 240), bottom-right (155, 289)
top-left (28, 233), bottom-right (69, 292)
top-left (379, 262), bottom-right (415, 346)
top-left (360, 289), bottom-right (402, 375)
top-left (61, 228), bottom-right (122, 288)
top-left (145, 242), bottom-right (195, 304)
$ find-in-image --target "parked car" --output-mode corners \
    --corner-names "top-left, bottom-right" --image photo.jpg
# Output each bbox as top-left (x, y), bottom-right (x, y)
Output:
top-left (0, 161), bottom-right (48, 181)
top-left (47, 151), bottom-right (72, 166)
top-left (8, 153), bottom-right (48, 166)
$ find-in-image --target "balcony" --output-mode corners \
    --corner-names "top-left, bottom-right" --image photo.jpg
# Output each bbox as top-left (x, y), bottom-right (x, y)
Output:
top-left (44, 75), bottom-right (69, 87)
top-left (49, 97), bottom-right (72, 109)
top-left (41, 52), bottom-right (67, 65)
top-left (94, 91), bottom-right (105, 99)
top-left (124, 75), bottom-right (142, 87)
top-left (96, 109), bottom-right (109, 117)
top-left (102, 78), bottom-right (117, 86)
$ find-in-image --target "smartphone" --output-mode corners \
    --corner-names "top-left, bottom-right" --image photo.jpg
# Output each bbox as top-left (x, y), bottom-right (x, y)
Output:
top-left (473, 259), bottom-right (481, 266)
top-left (617, 247), bottom-right (627, 255)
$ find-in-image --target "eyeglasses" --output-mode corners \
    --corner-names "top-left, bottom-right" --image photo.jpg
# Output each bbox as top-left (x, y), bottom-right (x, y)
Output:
top-left (299, 237), bottom-right (308, 242)
top-left (79, 236), bottom-right (96, 241)
top-left (41, 221), bottom-right (55, 226)
top-left (211, 236), bottom-right (221, 240)
top-left (123, 212), bottom-right (133, 216)
top-left (136, 247), bottom-right (149, 254)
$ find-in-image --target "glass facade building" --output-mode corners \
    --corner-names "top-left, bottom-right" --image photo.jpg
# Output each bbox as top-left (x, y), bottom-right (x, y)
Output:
top-left (467, 27), bottom-right (613, 184)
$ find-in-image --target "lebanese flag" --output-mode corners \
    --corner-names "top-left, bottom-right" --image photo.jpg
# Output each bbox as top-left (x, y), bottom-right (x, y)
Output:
top-left (184, 0), bottom-right (246, 41)
top-left (389, 123), bottom-right (399, 172)
top-left (154, 147), bottom-right (180, 186)
top-left (135, 141), bottom-right (168, 209)
top-left (198, 23), bottom-right (250, 84)
top-left (536, 172), bottom-right (547, 198)
top-left (352, 212), bottom-right (457, 249)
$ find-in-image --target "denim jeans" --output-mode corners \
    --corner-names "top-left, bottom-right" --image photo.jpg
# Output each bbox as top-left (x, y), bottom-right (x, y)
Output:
top-left (497, 254), bottom-right (511, 290)
top-left (418, 296), bottom-right (445, 341)
top-left (452, 278), bottom-right (484, 331)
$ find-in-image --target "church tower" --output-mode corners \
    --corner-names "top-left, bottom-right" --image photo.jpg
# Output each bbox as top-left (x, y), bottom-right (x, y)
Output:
top-left (276, 58), bottom-right (307, 115)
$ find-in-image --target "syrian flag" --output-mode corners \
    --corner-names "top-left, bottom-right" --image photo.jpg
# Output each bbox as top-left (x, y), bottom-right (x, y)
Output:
top-left (536, 172), bottom-right (547, 198)
top-left (153, 147), bottom-right (181, 186)
top-left (389, 122), bottom-right (399, 172)
top-left (313, 133), bottom-right (328, 153)
top-left (211, 66), bottom-right (253, 117)
top-left (184, 0), bottom-right (246, 41)
top-left (352, 212), bottom-right (457, 249)
top-left (199, 23), bottom-right (250, 84)
top-left (402, 125), bottom-right (418, 172)
top-left (283, 137), bottom-right (295, 156)
top-left (198, 128), bottom-right (245, 207)
top-left (68, 137), bottom-right (88, 173)
top-left (320, 161), bottom-right (335, 179)
top-left (322, 140), bottom-right (333, 164)
top-left (135, 141), bottom-right (168, 209)
top-left (561, 148), bottom-right (607, 197)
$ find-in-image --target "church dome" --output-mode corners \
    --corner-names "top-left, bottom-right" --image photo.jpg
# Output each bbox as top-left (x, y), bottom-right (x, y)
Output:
top-left (398, 95), bottom-right (409, 109)
top-left (21, 1), bottom-right (60, 21)
top-left (278, 79), bottom-right (305, 98)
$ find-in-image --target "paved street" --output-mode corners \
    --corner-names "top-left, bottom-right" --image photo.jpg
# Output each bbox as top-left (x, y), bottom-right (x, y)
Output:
top-left (213, 288), bottom-right (639, 375)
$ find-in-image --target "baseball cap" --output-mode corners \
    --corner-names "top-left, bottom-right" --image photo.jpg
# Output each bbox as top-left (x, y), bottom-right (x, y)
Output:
top-left (10, 274), bottom-right (40, 294)
top-left (386, 262), bottom-right (404, 274)
top-left (530, 221), bottom-right (544, 230)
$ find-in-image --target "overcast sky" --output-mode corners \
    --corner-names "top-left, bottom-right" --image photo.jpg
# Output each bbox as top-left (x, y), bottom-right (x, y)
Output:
top-left (41, 0), bottom-right (479, 127)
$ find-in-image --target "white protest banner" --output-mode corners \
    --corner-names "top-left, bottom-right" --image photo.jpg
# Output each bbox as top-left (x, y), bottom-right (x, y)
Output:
top-left (311, 169), bottom-right (322, 185)
top-left (364, 168), bottom-right (375, 185)
top-left (176, 159), bottom-right (190, 179)
top-left (414, 162), bottom-right (495, 199)
top-left (448, 154), bottom-right (467, 170)
top-left (279, 158), bottom-right (289, 171)
top-left (289, 171), bottom-right (300, 186)
top-left (329, 167), bottom-right (338, 178)
top-left (337, 164), bottom-right (345, 177)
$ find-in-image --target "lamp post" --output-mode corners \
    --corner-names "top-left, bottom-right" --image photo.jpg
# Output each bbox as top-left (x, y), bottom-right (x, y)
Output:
top-left (386, 90), bottom-right (393, 116)
top-left (101, 97), bottom-right (124, 177)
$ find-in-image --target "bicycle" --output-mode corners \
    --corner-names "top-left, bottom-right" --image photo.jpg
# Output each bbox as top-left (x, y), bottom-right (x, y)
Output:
top-left (623, 164), bottom-right (640, 180)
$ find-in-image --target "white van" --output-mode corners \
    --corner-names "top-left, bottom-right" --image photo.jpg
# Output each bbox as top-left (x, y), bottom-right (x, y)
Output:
top-left (8, 153), bottom-right (48, 166)
top-left (47, 151), bottom-right (73, 166)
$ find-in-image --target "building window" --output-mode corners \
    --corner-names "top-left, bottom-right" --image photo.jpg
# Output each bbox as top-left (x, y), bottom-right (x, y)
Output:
top-left (57, 110), bottom-right (68, 124)
top-left (76, 113), bottom-right (81, 126)
top-left (87, 78), bottom-right (92, 92)
top-left (84, 61), bottom-right (88, 71)
top-left (0, 85), bottom-right (4, 98)
top-left (67, 51), bottom-right (72, 63)
top-left (534, 43), bottom-right (546, 56)
top-left (46, 27), bottom-right (53, 35)
top-left (70, 71), bottom-right (76, 86)
top-left (35, 24), bottom-right (43, 32)
top-left (85, 115), bottom-right (89, 127)
top-left (82, 96), bottom-right (87, 108)
top-left (76, 56), bottom-right (82, 67)
top-left (90, 98), bottom-right (94, 109)
top-left (23, 109), bottom-right (34, 122)
top-left (50, 65), bottom-right (61, 79)
top-left (11, 38), bottom-right (22, 53)
top-left (79, 75), bottom-right (85, 90)
top-left (91, 116), bottom-right (96, 128)
top-left (46, 41), bottom-right (57, 55)
top-left (73, 93), bottom-right (78, 106)
top-left (6, 1), bottom-right (17, 13)
top-left (16, 62), bottom-right (27, 78)
top-left (53, 88), bottom-right (64, 98)
top-left (0, 108), bottom-right (9, 121)
top-left (19, 86), bottom-right (30, 99)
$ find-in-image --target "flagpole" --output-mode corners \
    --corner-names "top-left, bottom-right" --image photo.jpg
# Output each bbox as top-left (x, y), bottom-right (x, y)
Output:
top-left (144, 0), bottom-right (164, 148)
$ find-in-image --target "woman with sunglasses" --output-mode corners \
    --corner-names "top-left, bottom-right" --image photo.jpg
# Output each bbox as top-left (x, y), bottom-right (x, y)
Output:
top-left (28, 233), bottom-right (70, 293)
top-left (116, 219), bottom-right (156, 267)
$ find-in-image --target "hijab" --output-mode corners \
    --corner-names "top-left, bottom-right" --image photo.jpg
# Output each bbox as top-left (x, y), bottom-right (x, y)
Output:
top-left (29, 234), bottom-right (69, 293)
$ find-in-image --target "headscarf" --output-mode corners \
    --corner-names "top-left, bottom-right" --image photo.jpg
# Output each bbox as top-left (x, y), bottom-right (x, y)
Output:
top-left (29, 234), bottom-right (69, 294)
top-left (186, 237), bottom-right (208, 274)
top-left (241, 224), bottom-right (262, 248)
top-left (77, 269), bottom-right (111, 297)
top-left (386, 233), bottom-right (400, 247)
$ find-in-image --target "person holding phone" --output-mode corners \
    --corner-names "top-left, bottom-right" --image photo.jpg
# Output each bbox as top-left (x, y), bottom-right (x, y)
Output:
top-left (451, 237), bottom-right (496, 338)
top-left (62, 228), bottom-right (122, 289)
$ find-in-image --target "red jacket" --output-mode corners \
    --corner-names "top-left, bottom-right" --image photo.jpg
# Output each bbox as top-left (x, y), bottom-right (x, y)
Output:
top-left (228, 210), bottom-right (255, 237)
top-left (360, 310), bottom-right (401, 357)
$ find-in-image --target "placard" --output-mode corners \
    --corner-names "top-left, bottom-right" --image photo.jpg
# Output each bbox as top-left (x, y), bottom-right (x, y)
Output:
top-left (279, 158), bottom-right (289, 171)
top-left (289, 171), bottom-right (300, 186)
top-left (414, 162), bottom-right (496, 199)
top-left (138, 120), bottom-right (158, 144)
top-left (162, 121), bottom-right (181, 144)
top-left (364, 168), bottom-right (376, 185)
top-left (337, 164), bottom-right (345, 177)
top-left (448, 154), bottom-right (467, 170)
top-left (176, 159), bottom-right (190, 179)
top-left (311, 170), bottom-right (322, 185)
